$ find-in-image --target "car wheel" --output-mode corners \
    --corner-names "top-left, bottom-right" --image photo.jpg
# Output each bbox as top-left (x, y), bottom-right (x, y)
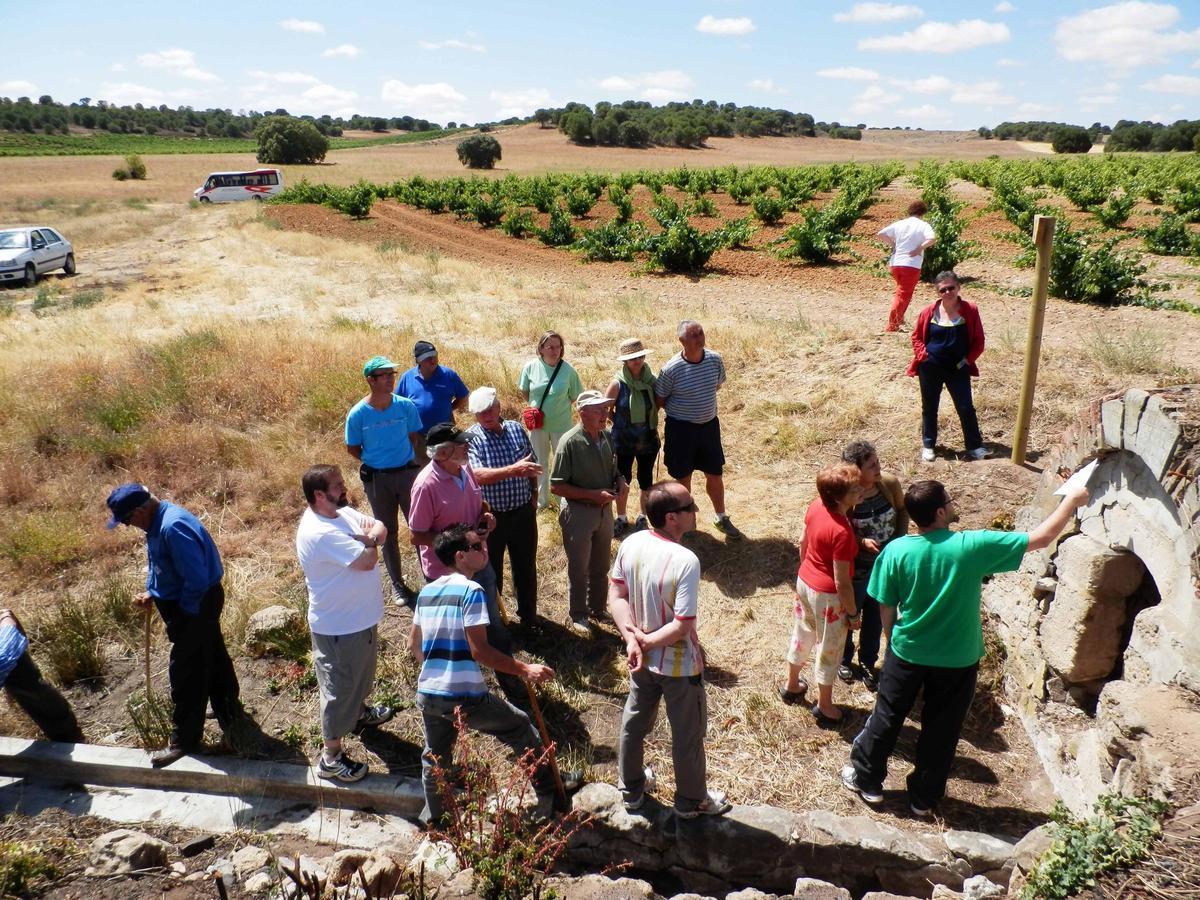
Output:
top-left (198, 196), bottom-right (211, 204)
top-left (63, 253), bottom-right (76, 276)
top-left (253, 195), bottom-right (264, 202)
top-left (23, 264), bottom-right (36, 288)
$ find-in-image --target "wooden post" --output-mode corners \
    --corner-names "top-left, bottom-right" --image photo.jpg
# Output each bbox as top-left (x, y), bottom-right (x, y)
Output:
top-left (1011, 214), bottom-right (1056, 465)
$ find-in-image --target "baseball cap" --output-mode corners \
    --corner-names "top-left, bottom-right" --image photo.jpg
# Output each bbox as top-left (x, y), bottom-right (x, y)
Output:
top-left (576, 390), bottom-right (614, 411)
top-left (363, 355), bottom-right (399, 377)
top-left (106, 483), bottom-right (151, 529)
top-left (413, 340), bottom-right (438, 363)
top-left (468, 386), bottom-right (498, 414)
top-left (426, 422), bottom-right (473, 448)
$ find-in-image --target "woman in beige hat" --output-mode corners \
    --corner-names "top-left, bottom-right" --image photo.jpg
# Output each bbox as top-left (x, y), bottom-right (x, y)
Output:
top-left (605, 338), bottom-right (660, 538)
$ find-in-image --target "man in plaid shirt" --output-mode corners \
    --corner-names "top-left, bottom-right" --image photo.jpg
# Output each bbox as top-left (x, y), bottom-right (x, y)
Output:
top-left (466, 387), bottom-right (543, 624)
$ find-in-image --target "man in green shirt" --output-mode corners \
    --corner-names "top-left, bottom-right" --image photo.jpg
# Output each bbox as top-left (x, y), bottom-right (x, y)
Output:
top-left (842, 478), bottom-right (1090, 816)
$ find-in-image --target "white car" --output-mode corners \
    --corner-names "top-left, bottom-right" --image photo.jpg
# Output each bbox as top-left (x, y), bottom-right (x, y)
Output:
top-left (0, 227), bottom-right (75, 287)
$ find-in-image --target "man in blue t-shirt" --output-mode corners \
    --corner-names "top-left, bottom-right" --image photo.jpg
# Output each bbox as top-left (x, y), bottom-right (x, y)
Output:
top-left (106, 483), bottom-right (242, 768)
top-left (842, 478), bottom-right (1089, 816)
top-left (346, 354), bottom-right (424, 606)
top-left (408, 524), bottom-right (563, 825)
top-left (396, 340), bottom-right (470, 453)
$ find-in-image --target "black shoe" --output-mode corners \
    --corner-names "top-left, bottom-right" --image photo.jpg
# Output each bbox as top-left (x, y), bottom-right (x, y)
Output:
top-left (860, 667), bottom-right (879, 691)
top-left (393, 583), bottom-right (418, 608)
top-left (612, 517), bottom-right (632, 539)
top-left (837, 664), bottom-right (856, 684)
top-left (149, 744), bottom-right (189, 768)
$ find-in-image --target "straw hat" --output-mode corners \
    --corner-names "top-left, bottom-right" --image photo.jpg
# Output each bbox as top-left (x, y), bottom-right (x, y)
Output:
top-left (617, 338), bottom-right (650, 361)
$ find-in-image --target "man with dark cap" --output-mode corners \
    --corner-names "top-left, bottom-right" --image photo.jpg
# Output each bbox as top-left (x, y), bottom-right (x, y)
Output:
top-left (106, 483), bottom-right (241, 768)
top-left (396, 340), bottom-right (470, 460)
top-left (346, 354), bottom-right (424, 606)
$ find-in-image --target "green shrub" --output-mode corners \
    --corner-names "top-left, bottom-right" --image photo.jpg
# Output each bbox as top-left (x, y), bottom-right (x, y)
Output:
top-left (1022, 795), bottom-right (1167, 900)
top-left (273, 178), bottom-right (339, 206)
top-left (751, 191), bottom-right (788, 226)
top-left (255, 115), bottom-right (329, 164)
top-left (718, 216), bottom-right (757, 249)
top-left (525, 178), bottom-right (556, 213)
top-left (1095, 193), bottom-right (1135, 228)
top-left (70, 288), bottom-right (105, 308)
top-left (500, 207), bottom-right (536, 238)
top-left (775, 206), bottom-right (849, 263)
top-left (329, 181), bottom-right (376, 219)
top-left (0, 512), bottom-right (87, 573)
top-left (641, 213), bottom-right (730, 273)
top-left (728, 177), bottom-right (755, 205)
top-left (564, 188), bottom-right (596, 218)
top-left (124, 154), bottom-right (147, 180)
top-left (126, 689), bottom-right (174, 750)
top-left (607, 185), bottom-right (634, 223)
top-left (470, 194), bottom-right (504, 228)
top-left (537, 205), bottom-right (577, 247)
top-left (35, 595), bottom-right (104, 685)
top-left (686, 194), bottom-right (718, 217)
top-left (1052, 126), bottom-right (1093, 154)
top-left (456, 134), bottom-right (502, 169)
top-left (0, 842), bottom-right (59, 896)
top-left (1021, 223), bottom-right (1159, 306)
top-left (111, 166), bottom-right (129, 181)
top-left (1141, 213), bottom-right (1198, 256)
top-left (573, 220), bottom-right (645, 262)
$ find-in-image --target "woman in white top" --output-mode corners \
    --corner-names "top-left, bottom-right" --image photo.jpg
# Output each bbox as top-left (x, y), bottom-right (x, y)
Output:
top-left (877, 200), bottom-right (935, 333)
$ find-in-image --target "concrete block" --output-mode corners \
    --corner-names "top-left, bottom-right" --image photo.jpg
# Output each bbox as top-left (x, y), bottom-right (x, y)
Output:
top-left (1129, 395), bottom-right (1181, 481)
top-left (1122, 388), bottom-right (1150, 449)
top-left (1100, 399), bottom-right (1124, 450)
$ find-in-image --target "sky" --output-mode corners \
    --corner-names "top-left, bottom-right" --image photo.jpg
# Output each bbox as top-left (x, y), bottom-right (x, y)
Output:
top-left (2, 1), bottom-right (1198, 130)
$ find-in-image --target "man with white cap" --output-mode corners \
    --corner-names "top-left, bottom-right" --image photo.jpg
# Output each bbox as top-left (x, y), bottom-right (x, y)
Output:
top-left (551, 390), bottom-right (626, 635)
top-left (465, 387), bottom-right (543, 624)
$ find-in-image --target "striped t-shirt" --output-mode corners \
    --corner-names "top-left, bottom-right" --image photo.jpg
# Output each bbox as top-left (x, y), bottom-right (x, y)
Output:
top-left (414, 573), bottom-right (490, 698)
top-left (610, 530), bottom-right (702, 677)
top-left (655, 350), bottom-right (726, 424)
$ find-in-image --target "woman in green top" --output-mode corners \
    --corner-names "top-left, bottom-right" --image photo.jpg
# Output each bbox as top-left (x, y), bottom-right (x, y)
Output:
top-left (519, 331), bottom-right (584, 508)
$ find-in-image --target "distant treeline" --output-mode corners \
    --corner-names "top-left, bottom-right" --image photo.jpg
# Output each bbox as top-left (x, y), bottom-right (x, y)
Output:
top-left (0, 95), bottom-right (442, 138)
top-left (530, 100), bottom-right (863, 149)
top-left (980, 119), bottom-right (1200, 153)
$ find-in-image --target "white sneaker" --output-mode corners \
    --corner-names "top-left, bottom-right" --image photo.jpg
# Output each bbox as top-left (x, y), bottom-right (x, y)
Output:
top-left (568, 618), bottom-right (591, 637)
top-left (968, 447), bottom-right (990, 461)
top-left (841, 765), bottom-right (883, 805)
top-left (921, 448), bottom-right (936, 462)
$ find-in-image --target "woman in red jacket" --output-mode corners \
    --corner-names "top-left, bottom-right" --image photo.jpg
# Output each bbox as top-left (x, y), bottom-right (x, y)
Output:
top-left (907, 271), bottom-right (987, 462)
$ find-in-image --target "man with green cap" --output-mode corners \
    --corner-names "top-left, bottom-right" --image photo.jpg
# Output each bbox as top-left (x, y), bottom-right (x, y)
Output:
top-left (345, 355), bottom-right (425, 606)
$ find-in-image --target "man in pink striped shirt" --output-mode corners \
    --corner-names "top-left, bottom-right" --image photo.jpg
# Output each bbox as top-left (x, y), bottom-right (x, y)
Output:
top-left (608, 480), bottom-right (731, 820)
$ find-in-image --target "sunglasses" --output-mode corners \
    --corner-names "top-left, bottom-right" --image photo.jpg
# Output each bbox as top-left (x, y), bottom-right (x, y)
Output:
top-left (668, 501), bottom-right (699, 514)
top-left (466, 540), bottom-right (485, 552)
top-left (937, 285), bottom-right (958, 294)
top-left (370, 371), bottom-right (397, 378)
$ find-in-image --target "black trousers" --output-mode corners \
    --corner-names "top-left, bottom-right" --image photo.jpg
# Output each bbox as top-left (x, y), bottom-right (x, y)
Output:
top-left (849, 647), bottom-right (978, 809)
top-left (4, 652), bottom-right (83, 742)
top-left (917, 361), bottom-right (983, 452)
top-left (156, 583), bottom-right (241, 749)
top-left (487, 503), bottom-right (539, 620)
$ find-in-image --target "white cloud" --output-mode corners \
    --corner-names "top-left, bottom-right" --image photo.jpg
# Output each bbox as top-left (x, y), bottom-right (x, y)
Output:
top-left (950, 80), bottom-right (1014, 105)
top-left (996, 57), bottom-right (1020, 67)
top-left (490, 88), bottom-right (551, 118)
top-left (280, 18), bottom-right (325, 34)
top-left (246, 70), bottom-right (321, 86)
top-left (137, 48), bottom-right (220, 82)
top-left (1080, 93), bottom-right (1117, 107)
top-left (994, 1), bottom-right (1015, 12)
top-left (98, 81), bottom-right (205, 107)
top-left (596, 70), bottom-right (694, 102)
top-left (0, 79), bottom-right (37, 96)
top-left (1055, 3), bottom-right (1200, 69)
top-left (695, 15), bottom-right (756, 36)
top-left (323, 44), bottom-right (361, 59)
top-left (240, 77), bottom-right (358, 118)
top-left (110, 63), bottom-right (126, 73)
top-left (1016, 101), bottom-right (1057, 115)
top-left (747, 78), bottom-right (787, 94)
top-left (381, 80), bottom-right (467, 121)
top-left (897, 103), bottom-right (954, 123)
top-left (1141, 73), bottom-right (1200, 95)
top-left (816, 67), bottom-right (880, 81)
top-left (851, 84), bottom-right (901, 114)
top-left (859, 19), bottom-right (1010, 52)
top-left (909, 75), bottom-right (954, 93)
top-left (418, 39), bottom-right (486, 52)
top-left (834, 3), bottom-right (924, 24)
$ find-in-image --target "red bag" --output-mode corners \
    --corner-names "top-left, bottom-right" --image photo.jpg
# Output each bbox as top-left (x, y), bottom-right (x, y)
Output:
top-left (522, 406), bottom-right (545, 430)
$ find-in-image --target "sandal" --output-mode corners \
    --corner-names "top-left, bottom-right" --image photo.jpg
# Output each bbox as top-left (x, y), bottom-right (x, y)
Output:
top-left (811, 705), bottom-right (846, 728)
top-left (778, 683), bottom-right (808, 705)
top-left (676, 790), bottom-right (732, 819)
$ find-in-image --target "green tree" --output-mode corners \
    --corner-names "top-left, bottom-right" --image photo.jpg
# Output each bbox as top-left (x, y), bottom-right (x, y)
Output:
top-left (1052, 126), bottom-right (1093, 154)
top-left (254, 115), bottom-right (328, 164)
top-left (456, 134), bottom-right (502, 169)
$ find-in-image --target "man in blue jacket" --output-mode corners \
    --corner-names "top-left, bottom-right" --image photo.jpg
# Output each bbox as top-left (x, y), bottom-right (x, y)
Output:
top-left (107, 483), bottom-right (241, 768)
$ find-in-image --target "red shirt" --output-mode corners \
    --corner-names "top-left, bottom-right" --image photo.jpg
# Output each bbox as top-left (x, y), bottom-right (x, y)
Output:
top-left (797, 498), bottom-right (856, 594)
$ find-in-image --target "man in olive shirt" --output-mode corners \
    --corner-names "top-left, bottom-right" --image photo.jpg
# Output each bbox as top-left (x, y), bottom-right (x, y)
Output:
top-left (551, 391), bottom-right (627, 636)
top-left (843, 478), bottom-right (1090, 816)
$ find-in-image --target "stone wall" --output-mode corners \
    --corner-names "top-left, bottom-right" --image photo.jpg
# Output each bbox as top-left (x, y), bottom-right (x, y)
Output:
top-left (983, 386), bottom-right (1200, 815)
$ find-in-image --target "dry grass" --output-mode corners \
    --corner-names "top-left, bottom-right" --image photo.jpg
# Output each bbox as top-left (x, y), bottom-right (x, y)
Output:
top-left (1, 194), bottom-right (1198, 832)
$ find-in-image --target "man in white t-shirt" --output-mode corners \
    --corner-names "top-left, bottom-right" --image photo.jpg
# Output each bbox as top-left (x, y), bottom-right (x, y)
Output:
top-left (296, 464), bottom-right (397, 784)
top-left (877, 200), bottom-right (936, 333)
top-left (608, 480), bottom-right (731, 819)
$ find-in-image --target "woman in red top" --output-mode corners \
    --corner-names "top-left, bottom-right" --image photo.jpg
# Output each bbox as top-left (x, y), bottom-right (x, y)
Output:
top-left (907, 271), bottom-right (987, 463)
top-left (780, 463), bottom-right (863, 726)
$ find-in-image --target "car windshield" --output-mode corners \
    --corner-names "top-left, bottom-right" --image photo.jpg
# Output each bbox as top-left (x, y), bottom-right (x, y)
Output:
top-left (0, 231), bottom-right (29, 250)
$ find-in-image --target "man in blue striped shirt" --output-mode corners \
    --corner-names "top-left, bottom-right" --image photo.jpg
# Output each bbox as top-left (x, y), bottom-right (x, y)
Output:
top-left (465, 386), bottom-right (543, 624)
top-left (408, 524), bottom-right (559, 825)
top-left (654, 320), bottom-right (744, 540)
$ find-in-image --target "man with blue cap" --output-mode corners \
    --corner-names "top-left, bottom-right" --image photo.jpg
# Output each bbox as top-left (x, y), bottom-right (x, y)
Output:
top-left (106, 483), bottom-right (241, 767)
top-left (346, 355), bottom-right (425, 606)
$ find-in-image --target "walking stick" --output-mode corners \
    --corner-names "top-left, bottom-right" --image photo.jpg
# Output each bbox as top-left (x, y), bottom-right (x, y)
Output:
top-left (143, 606), bottom-right (152, 698)
top-left (523, 680), bottom-right (566, 806)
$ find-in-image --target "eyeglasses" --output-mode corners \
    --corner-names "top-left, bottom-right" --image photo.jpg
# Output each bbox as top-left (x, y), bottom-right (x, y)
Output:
top-left (466, 540), bottom-right (484, 552)
top-left (667, 501), bottom-right (699, 514)
top-left (370, 371), bottom-right (397, 378)
top-left (937, 285), bottom-right (958, 294)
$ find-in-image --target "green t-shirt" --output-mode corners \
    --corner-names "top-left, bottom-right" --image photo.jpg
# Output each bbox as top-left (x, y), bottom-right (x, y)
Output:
top-left (867, 529), bottom-right (1028, 668)
top-left (550, 424), bottom-right (618, 491)
top-left (518, 358), bottom-right (583, 435)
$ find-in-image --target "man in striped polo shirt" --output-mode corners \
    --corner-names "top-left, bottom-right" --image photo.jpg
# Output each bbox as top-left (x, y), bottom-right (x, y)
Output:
top-left (654, 320), bottom-right (744, 540)
top-left (609, 480), bottom-right (731, 819)
top-left (409, 524), bottom-right (560, 826)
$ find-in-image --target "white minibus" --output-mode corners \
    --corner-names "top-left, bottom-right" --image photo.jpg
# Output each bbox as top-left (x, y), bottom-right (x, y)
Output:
top-left (193, 169), bottom-right (284, 203)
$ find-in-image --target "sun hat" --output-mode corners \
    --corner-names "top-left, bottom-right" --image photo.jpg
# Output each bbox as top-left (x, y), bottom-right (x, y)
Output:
top-left (413, 340), bottom-right (438, 363)
top-left (362, 355), bottom-right (399, 377)
top-left (468, 386), bottom-right (498, 414)
top-left (576, 390), bottom-right (614, 411)
top-left (617, 338), bottom-right (650, 361)
top-left (106, 483), bottom-right (151, 529)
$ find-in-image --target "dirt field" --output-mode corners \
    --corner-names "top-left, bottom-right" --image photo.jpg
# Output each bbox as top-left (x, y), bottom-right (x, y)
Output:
top-left (0, 124), bottom-right (1047, 204)
top-left (0, 135), bottom-right (1198, 867)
